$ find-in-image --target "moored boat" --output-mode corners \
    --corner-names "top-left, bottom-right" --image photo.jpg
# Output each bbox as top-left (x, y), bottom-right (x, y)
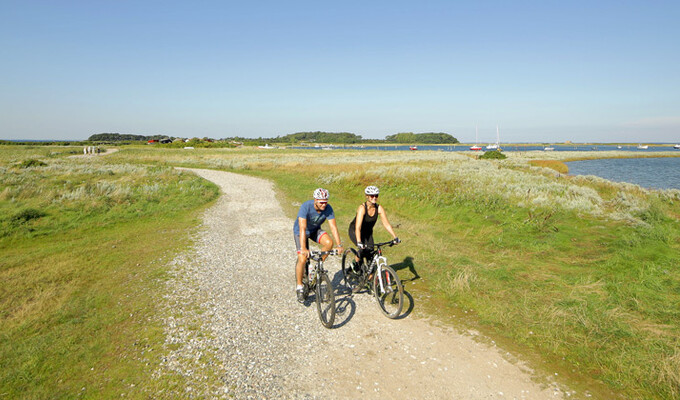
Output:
top-left (409, 146), bottom-right (418, 151)
top-left (637, 144), bottom-right (649, 149)
top-left (486, 125), bottom-right (501, 150)
top-left (470, 126), bottom-right (482, 150)
top-left (674, 144), bottom-right (680, 149)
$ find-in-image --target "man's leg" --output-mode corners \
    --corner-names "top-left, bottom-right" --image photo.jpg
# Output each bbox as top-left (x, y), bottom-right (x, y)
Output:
top-left (296, 252), bottom-right (307, 286)
top-left (318, 232), bottom-right (333, 261)
top-left (294, 234), bottom-right (309, 302)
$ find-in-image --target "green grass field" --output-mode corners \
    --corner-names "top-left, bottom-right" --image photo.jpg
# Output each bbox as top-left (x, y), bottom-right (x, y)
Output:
top-left (0, 147), bottom-right (219, 398)
top-left (2, 145), bottom-right (680, 399)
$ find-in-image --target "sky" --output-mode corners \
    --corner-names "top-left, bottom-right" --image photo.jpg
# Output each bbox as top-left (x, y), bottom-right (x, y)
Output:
top-left (1, 0), bottom-right (679, 143)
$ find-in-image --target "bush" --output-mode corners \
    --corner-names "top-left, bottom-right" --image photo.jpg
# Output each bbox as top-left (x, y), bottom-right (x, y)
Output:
top-left (11, 208), bottom-right (47, 223)
top-left (480, 151), bottom-right (507, 160)
top-left (18, 159), bottom-right (47, 168)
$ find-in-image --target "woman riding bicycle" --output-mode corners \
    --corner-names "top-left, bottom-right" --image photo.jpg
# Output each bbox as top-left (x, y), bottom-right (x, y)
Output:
top-left (348, 186), bottom-right (399, 278)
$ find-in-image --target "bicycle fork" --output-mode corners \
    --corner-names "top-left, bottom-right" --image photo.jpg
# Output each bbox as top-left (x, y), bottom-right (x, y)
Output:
top-left (375, 256), bottom-right (390, 293)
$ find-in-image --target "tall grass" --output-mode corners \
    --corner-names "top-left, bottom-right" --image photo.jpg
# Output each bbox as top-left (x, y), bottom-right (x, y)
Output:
top-left (0, 149), bottom-right (219, 398)
top-left (7, 145), bottom-right (679, 399)
top-left (152, 147), bottom-right (676, 399)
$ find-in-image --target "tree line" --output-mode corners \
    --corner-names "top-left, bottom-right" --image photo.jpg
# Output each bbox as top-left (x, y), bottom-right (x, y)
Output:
top-left (83, 131), bottom-right (459, 144)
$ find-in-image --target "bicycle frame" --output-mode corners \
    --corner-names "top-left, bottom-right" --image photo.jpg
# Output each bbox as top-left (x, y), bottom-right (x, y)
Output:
top-left (343, 240), bottom-right (403, 318)
top-left (360, 241), bottom-right (394, 289)
top-left (305, 249), bottom-right (336, 285)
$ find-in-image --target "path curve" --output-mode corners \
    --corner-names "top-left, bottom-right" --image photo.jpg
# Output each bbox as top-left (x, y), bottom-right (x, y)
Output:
top-left (157, 168), bottom-right (570, 399)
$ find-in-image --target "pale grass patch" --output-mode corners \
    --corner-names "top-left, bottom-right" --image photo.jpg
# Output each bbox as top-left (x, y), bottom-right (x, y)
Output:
top-left (657, 348), bottom-right (680, 398)
top-left (0, 186), bottom-right (12, 201)
top-left (446, 267), bottom-right (476, 292)
top-left (569, 279), bottom-right (606, 298)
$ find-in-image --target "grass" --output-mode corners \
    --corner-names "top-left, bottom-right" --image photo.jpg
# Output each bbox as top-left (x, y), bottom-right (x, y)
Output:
top-left (3, 145), bottom-right (680, 399)
top-left (109, 146), bottom-right (678, 399)
top-left (0, 147), bottom-right (219, 398)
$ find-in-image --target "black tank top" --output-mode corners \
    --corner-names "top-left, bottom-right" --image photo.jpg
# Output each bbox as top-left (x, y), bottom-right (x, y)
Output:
top-left (349, 202), bottom-right (379, 241)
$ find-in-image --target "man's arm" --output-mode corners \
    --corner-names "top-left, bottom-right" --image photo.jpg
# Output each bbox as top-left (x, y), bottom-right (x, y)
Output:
top-left (298, 217), bottom-right (309, 257)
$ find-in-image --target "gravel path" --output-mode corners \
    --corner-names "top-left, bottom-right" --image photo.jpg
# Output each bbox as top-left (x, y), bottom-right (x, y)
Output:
top-left (156, 168), bottom-right (574, 399)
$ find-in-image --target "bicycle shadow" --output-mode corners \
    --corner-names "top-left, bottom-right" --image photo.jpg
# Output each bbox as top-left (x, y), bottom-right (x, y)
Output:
top-left (395, 289), bottom-right (415, 320)
top-left (329, 269), bottom-right (356, 328)
top-left (328, 268), bottom-right (415, 324)
top-left (390, 256), bottom-right (420, 282)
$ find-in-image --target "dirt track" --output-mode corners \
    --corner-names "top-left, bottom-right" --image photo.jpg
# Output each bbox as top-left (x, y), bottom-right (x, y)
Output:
top-left (159, 168), bottom-right (570, 399)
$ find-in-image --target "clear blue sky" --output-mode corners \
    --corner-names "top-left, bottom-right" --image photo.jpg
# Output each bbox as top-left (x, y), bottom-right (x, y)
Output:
top-left (1, 0), bottom-right (679, 143)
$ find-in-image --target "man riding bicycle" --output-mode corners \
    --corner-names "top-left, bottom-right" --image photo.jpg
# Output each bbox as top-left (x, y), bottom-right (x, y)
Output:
top-left (294, 188), bottom-right (343, 302)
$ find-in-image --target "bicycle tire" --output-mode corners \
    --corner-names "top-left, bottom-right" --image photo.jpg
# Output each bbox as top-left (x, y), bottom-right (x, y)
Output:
top-left (341, 248), bottom-right (362, 291)
top-left (373, 265), bottom-right (403, 319)
top-left (299, 259), bottom-right (310, 300)
top-left (315, 271), bottom-right (336, 328)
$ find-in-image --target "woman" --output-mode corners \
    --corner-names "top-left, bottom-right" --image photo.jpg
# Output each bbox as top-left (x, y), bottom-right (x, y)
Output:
top-left (348, 186), bottom-right (399, 275)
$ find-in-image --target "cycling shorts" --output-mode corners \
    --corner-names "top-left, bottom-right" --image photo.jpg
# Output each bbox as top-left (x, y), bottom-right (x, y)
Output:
top-left (294, 229), bottom-right (327, 252)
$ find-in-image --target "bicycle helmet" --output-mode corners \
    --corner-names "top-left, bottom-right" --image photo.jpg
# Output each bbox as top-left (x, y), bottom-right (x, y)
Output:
top-left (313, 188), bottom-right (329, 200)
top-left (364, 185), bottom-right (380, 195)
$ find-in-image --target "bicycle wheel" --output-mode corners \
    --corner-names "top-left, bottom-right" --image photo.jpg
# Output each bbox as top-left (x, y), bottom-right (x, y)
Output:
top-left (315, 271), bottom-right (336, 328)
top-left (341, 248), bottom-right (362, 292)
top-left (300, 260), bottom-right (310, 301)
top-left (373, 265), bottom-right (403, 319)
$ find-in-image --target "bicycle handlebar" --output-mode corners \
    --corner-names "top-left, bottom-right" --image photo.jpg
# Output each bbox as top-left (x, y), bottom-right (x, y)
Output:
top-left (373, 240), bottom-right (401, 248)
top-left (309, 249), bottom-right (339, 259)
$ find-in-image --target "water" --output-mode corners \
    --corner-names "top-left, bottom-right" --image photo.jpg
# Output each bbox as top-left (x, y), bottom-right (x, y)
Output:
top-left (292, 144), bottom-right (680, 152)
top-left (566, 157), bottom-right (680, 190)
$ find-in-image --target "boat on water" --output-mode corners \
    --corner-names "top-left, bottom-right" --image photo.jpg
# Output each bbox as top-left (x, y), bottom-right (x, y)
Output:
top-left (257, 144), bottom-right (275, 149)
top-left (674, 144), bottom-right (680, 149)
top-left (470, 126), bottom-right (482, 151)
top-left (485, 125), bottom-right (501, 151)
top-left (409, 146), bottom-right (418, 151)
top-left (637, 144), bottom-right (649, 149)
top-left (544, 146), bottom-right (555, 151)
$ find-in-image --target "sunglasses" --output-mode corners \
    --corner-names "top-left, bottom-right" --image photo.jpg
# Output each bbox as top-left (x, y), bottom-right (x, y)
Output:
top-left (317, 201), bottom-right (328, 205)
top-left (367, 194), bottom-right (379, 198)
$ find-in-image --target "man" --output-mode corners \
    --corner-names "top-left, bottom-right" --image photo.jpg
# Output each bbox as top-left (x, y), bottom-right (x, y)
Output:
top-left (293, 187), bottom-right (343, 302)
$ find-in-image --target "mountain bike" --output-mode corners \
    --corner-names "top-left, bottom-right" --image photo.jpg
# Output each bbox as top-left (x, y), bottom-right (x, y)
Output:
top-left (341, 240), bottom-right (403, 319)
top-left (301, 249), bottom-right (338, 328)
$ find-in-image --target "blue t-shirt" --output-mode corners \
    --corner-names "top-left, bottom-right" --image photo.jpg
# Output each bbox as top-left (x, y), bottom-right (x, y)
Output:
top-left (293, 200), bottom-right (335, 236)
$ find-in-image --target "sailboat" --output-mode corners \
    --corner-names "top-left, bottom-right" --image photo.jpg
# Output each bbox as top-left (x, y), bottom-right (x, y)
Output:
top-left (485, 125), bottom-right (501, 150)
top-left (470, 126), bottom-right (482, 151)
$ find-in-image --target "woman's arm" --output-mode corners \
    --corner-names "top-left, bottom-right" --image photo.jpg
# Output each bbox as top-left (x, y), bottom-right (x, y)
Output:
top-left (378, 205), bottom-right (397, 239)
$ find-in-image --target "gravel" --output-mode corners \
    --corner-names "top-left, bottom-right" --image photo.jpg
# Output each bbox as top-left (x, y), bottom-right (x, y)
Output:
top-left (155, 168), bottom-right (356, 398)
top-left (152, 168), bottom-right (571, 400)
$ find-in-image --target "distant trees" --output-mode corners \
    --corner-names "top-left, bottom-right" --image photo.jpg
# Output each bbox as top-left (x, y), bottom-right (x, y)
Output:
top-left (385, 132), bottom-right (458, 144)
top-left (88, 133), bottom-right (172, 142)
top-left (277, 131), bottom-right (363, 144)
top-left (84, 131), bottom-right (460, 145)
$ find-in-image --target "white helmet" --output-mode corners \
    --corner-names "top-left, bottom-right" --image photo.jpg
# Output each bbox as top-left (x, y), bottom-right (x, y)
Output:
top-left (364, 185), bottom-right (380, 195)
top-left (313, 188), bottom-right (329, 200)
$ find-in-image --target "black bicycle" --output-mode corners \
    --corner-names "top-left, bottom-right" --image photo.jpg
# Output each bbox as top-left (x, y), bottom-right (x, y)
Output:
top-left (341, 240), bottom-right (404, 319)
top-left (301, 249), bottom-right (338, 328)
